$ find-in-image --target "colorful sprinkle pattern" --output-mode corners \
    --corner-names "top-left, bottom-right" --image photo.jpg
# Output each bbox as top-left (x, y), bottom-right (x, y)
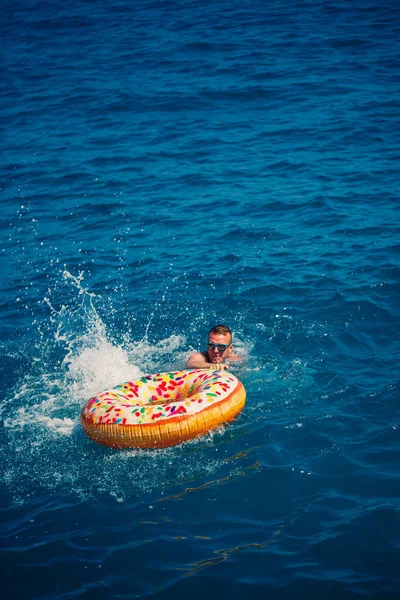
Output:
top-left (81, 369), bottom-right (239, 427)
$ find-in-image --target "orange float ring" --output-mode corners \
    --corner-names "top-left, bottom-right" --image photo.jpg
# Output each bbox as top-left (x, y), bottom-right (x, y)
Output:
top-left (80, 369), bottom-right (246, 449)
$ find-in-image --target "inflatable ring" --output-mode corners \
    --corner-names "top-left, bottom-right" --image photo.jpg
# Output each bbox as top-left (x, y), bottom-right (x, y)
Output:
top-left (81, 369), bottom-right (246, 449)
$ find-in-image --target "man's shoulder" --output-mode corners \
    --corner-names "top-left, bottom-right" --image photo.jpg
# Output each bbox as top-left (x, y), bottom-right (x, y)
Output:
top-left (186, 350), bottom-right (209, 369)
top-left (188, 350), bottom-right (207, 359)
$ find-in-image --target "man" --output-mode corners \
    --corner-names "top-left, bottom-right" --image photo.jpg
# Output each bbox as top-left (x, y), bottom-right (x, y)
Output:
top-left (186, 324), bottom-right (240, 370)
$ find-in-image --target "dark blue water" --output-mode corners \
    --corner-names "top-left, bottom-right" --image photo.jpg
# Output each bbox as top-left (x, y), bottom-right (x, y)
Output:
top-left (1, 1), bottom-right (399, 598)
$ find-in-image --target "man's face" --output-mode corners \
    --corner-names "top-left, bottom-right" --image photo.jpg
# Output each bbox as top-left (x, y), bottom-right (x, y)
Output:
top-left (207, 333), bottom-right (232, 363)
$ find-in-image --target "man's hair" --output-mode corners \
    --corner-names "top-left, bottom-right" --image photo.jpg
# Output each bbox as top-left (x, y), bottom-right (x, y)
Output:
top-left (208, 324), bottom-right (232, 341)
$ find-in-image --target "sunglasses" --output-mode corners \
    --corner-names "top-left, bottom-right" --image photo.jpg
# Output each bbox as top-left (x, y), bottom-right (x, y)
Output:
top-left (207, 342), bottom-right (231, 353)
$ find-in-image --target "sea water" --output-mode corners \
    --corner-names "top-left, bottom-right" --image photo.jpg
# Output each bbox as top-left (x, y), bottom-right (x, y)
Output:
top-left (1, 1), bottom-right (399, 598)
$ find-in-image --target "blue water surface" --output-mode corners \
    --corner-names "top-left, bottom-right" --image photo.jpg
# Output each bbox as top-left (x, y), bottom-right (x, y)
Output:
top-left (1, 1), bottom-right (399, 599)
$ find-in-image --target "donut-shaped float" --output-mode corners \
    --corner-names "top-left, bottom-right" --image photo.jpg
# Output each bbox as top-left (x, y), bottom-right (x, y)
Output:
top-left (80, 369), bottom-right (246, 449)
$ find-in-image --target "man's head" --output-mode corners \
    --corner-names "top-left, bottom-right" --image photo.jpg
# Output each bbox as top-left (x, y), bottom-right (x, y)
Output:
top-left (207, 324), bottom-right (233, 363)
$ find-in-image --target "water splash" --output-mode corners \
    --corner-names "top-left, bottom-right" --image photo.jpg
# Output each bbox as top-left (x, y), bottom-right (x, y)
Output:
top-left (0, 270), bottom-right (231, 502)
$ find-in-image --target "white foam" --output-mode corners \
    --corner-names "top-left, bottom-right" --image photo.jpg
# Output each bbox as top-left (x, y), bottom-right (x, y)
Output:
top-left (65, 337), bottom-right (143, 401)
top-left (34, 415), bottom-right (76, 436)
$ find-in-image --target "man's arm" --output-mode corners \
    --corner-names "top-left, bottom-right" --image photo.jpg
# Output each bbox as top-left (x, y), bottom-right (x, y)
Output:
top-left (186, 352), bottom-right (228, 370)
